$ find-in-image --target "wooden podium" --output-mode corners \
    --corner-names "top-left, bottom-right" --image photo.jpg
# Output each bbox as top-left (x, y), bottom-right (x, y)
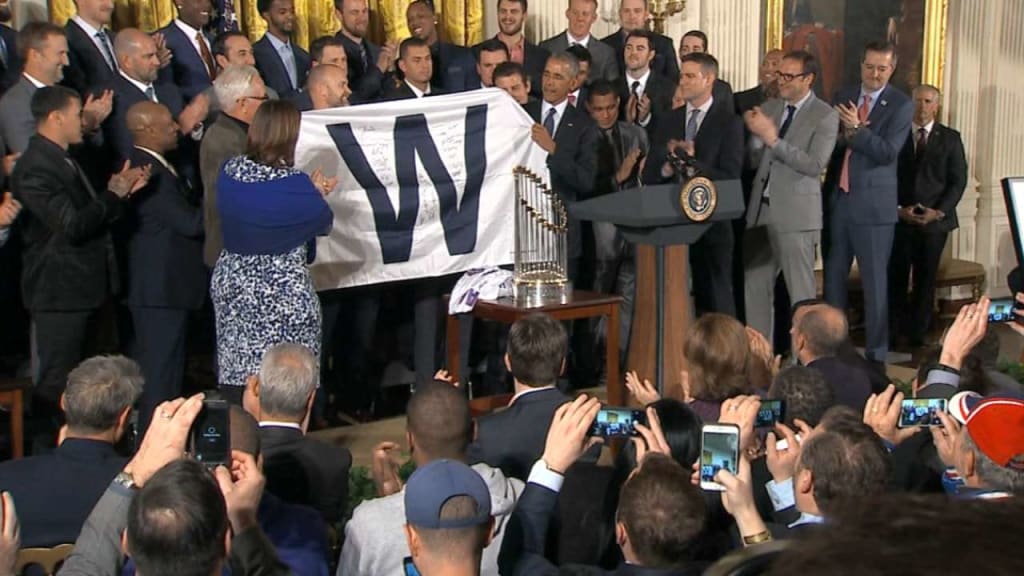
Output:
top-left (571, 179), bottom-right (744, 401)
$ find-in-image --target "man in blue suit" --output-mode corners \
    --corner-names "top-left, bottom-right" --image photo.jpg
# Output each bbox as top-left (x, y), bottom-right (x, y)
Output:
top-left (253, 0), bottom-right (311, 98)
top-left (823, 41), bottom-right (913, 364)
top-left (156, 0), bottom-right (217, 105)
top-left (0, 0), bottom-right (21, 95)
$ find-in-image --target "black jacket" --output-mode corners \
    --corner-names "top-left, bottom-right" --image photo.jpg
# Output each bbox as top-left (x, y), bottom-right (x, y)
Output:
top-left (336, 32), bottom-right (387, 103)
top-left (643, 98), bottom-right (744, 185)
top-left (473, 37), bottom-right (550, 99)
top-left (602, 29), bottom-right (680, 84)
top-left (0, 24), bottom-right (22, 95)
top-left (616, 72), bottom-right (675, 130)
top-left (253, 34), bottom-right (311, 99)
top-left (470, 387), bottom-right (569, 481)
top-left (103, 74), bottom-right (186, 167)
top-left (806, 356), bottom-right (872, 413)
top-left (896, 122), bottom-right (968, 232)
top-left (260, 425), bottom-right (353, 524)
top-left (63, 19), bottom-right (115, 96)
top-left (382, 81), bottom-right (443, 101)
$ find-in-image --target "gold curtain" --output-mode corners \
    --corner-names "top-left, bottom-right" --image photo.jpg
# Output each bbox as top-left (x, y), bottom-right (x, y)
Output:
top-left (49, 0), bottom-right (482, 49)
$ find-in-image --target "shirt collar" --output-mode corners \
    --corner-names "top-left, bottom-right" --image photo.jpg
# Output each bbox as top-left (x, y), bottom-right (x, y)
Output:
top-left (542, 98), bottom-right (569, 120)
top-left (687, 95), bottom-right (715, 116)
top-left (119, 70), bottom-right (154, 96)
top-left (567, 32), bottom-right (591, 47)
top-left (406, 80), bottom-right (430, 98)
top-left (134, 146), bottom-right (175, 173)
top-left (914, 120), bottom-right (935, 134)
top-left (625, 68), bottom-right (651, 89)
top-left (174, 18), bottom-right (201, 40)
top-left (72, 15), bottom-right (106, 39)
top-left (266, 32), bottom-right (291, 52)
top-left (859, 84), bottom-right (886, 105)
top-left (788, 512), bottom-right (825, 528)
top-left (23, 72), bottom-right (47, 88)
top-left (259, 421), bottom-right (303, 431)
top-left (511, 385), bottom-right (557, 405)
top-left (788, 88), bottom-right (814, 112)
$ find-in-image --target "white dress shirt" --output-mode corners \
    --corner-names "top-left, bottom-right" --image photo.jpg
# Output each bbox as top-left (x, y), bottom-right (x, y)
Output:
top-left (120, 70), bottom-right (158, 102)
top-left (406, 80), bottom-right (431, 98)
top-left (173, 19), bottom-right (212, 69)
top-left (541, 98), bottom-right (570, 138)
top-left (72, 15), bottom-right (116, 71)
top-left (266, 32), bottom-right (298, 89)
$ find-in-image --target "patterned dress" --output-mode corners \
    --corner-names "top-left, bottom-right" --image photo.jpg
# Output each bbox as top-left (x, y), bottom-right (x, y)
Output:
top-left (211, 156), bottom-right (331, 389)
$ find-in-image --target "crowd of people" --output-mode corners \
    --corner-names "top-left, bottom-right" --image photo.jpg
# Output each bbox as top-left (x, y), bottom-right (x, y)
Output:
top-left (0, 0), bottom-right (1020, 574)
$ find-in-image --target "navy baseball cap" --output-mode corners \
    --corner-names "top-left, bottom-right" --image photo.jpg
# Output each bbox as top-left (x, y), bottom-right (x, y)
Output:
top-left (405, 460), bottom-right (491, 529)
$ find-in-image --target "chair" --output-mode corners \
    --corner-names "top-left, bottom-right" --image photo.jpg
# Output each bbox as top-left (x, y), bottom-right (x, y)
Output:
top-left (0, 377), bottom-right (27, 459)
top-left (702, 540), bottom-right (792, 576)
top-left (15, 544), bottom-right (74, 576)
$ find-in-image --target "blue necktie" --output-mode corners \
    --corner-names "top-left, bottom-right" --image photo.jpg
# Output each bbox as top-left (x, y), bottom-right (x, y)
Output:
top-left (543, 108), bottom-right (556, 136)
top-left (279, 42), bottom-right (298, 89)
top-left (145, 86), bottom-right (156, 102)
top-left (96, 30), bottom-right (118, 72)
top-left (778, 105), bottom-right (796, 139)
top-left (684, 108), bottom-right (700, 141)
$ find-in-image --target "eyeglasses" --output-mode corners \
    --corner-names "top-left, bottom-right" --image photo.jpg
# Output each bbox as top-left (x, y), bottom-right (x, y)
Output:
top-left (774, 71), bottom-right (810, 83)
top-left (242, 95), bottom-right (269, 102)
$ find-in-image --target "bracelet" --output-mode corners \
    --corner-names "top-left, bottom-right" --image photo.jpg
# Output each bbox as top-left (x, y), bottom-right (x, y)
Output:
top-left (742, 530), bottom-right (773, 546)
top-left (934, 363), bottom-right (961, 376)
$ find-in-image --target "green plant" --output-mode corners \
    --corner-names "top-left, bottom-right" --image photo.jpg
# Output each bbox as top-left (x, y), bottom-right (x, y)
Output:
top-left (345, 459), bottom-right (418, 520)
top-left (997, 361), bottom-right (1024, 384)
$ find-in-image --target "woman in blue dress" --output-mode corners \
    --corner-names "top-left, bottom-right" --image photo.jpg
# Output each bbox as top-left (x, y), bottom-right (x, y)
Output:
top-left (211, 99), bottom-right (336, 402)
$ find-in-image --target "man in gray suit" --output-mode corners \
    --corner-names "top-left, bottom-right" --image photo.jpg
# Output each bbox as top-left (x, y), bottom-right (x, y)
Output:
top-left (743, 51), bottom-right (838, 340)
top-left (200, 65), bottom-right (268, 268)
top-left (540, 0), bottom-right (618, 83)
top-left (823, 42), bottom-right (913, 364)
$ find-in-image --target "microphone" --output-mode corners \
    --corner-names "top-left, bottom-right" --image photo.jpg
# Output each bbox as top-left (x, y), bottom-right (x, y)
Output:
top-left (668, 145), bottom-right (696, 175)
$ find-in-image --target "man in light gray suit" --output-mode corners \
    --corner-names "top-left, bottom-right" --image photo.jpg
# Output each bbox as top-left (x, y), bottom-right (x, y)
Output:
top-left (540, 0), bottom-right (618, 83)
top-left (743, 51), bottom-right (838, 339)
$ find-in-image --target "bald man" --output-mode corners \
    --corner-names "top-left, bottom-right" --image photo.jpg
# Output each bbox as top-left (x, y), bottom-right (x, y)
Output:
top-left (290, 63), bottom-right (351, 111)
top-left (124, 100), bottom-right (206, 433)
top-left (791, 303), bottom-right (872, 411)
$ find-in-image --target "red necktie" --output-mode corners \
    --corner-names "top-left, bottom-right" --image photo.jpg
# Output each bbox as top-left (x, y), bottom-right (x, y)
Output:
top-left (197, 32), bottom-right (217, 80)
top-left (839, 95), bottom-right (871, 193)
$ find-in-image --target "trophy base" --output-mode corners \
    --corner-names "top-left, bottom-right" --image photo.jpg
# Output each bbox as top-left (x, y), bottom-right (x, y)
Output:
top-left (514, 281), bottom-right (573, 308)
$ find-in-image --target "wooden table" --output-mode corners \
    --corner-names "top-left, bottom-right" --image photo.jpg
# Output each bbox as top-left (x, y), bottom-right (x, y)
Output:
top-left (0, 378), bottom-right (26, 459)
top-left (445, 291), bottom-right (624, 405)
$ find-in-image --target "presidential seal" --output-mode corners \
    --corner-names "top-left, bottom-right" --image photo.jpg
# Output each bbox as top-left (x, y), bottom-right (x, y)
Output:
top-left (680, 176), bottom-right (717, 222)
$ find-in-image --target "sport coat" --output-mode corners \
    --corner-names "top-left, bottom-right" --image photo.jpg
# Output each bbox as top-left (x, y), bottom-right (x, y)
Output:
top-left (591, 121), bottom-right (649, 198)
top-left (0, 75), bottom-right (38, 154)
top-left (896, 121), bottom-right (967, 232)
top-left (473, 37), bottom-right (549, 99)
top-left (199, 112), bottom-right (248, 266)
top-left (616, 72), bottom-right (675, 129)
top-left (12, 134), bottom-right (123, 311)
top-left (103, 73), bottom-right (186, 167)
top-left (429, 41), bottom-right (479, 93)
top-left (0, 24), bottom-right (22, 94)
top-left (539, 32), bottom-right (618, 82)
top-left (253, 34), bottom-right (311, 98)
top-left (124, 147), bottom-right (206, 310)
top-left (745, 94), bottom-right (839, 232)
top-left (823, 83), bottom-right (913, 224)
top-left (260, 425), bottom-right (353, 524)
top-left (336, 32), bottom-right (386, 103)
top-left (470, 387), bottom-right (570, 481)
top-left (155, 21), bottom-right (215, 104)
top-left (63, 19), bottom-right (116, 96)
top-left (806, 355), bottom-right (872, 412)
top-left (525, 100), bottom-right (598, 260)
top-left (643, 97), bottom-right (744, 185)
top-left (735, 84), bottom-right (770, 114)
top-left (601, 28), bottom-right (680, 83)
top-left (382, 81), bottom-right (443, 101)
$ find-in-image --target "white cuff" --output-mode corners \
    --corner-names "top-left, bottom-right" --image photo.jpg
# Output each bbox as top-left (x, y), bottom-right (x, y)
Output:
top-left (527, 459), bottom-right (565, 493)
top-left (766, 477), bottom-right (795, 511)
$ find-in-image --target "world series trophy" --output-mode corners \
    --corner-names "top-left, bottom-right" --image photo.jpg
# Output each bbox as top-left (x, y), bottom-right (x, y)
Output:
top-left (512, 166), bottom-right (572, 307)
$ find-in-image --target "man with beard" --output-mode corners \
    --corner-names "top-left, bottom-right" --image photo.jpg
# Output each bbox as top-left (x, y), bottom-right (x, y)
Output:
top-left (602, 0), bottom-right (679, 82)
top-left (405, 0), bottom-right (478, 93)
top-left (476, 0), bottom-right (548, 98)
top-left (0, 0), bottom-right (20, 94)
top-left (253, 0), bottom-right (311, 98)
top-left (333, 0), bottom-right (395, 103)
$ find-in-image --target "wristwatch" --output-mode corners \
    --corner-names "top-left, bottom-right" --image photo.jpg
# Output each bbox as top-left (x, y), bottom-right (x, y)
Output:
top-left (113, 470), bottom-right (138, 491)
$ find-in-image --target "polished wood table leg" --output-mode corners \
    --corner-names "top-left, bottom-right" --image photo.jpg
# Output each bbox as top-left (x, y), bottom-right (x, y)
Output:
top-left (446, 313), bottom-right (461, 386)
top-left (606, 303), bottom-right (622, 406)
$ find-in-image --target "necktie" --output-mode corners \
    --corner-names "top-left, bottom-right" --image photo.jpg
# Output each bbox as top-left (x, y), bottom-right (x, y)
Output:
top-left (778, 105), bottom-right (797, 138)
top-left (684, 108), bottom-right (700, 141)
top-left (631, 81), bottom-right (642, 120)
top-left (543, 108), bottom-right (556, 136)
top-left (66, 157), bottom-right (98, 198)
top-left (359, 44), bottom-right (369, 72)
top-left (279, 42), bottom-right (298, 89)
top-left (604, 128), bottom-right (622, 167)
top-left (568, 93), bottom-right (577, 108)
top-left (144, 86), bottom-right (157, 102)
top-left (197, 32), bottom-right (217, 79)
top-left (915, 127), bottom-right (928, 158)
top-left (839, 95), bottom-right (872, 193)
top-left (96, 30), bottom-right (118, 72)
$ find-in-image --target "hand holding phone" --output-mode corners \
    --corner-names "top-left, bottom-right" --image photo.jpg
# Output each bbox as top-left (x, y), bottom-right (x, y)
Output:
top-left (898, 398), bottom-right (948, 428)
top-left (700, 424), bottom-right (740, 491)
top-left (589, 406), bottom-right (646, 438)
top-left (755, 399), bottom-right (786, 428)
top-left (986, 297), bottom-right (1019, 323)
top-left (190, 398), bottom-right (231, 466)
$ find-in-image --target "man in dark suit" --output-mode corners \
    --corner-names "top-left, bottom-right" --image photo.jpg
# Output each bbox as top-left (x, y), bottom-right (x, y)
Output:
top-left (540, 0), bottom-right (618, 82)
top-left (406, 0), bottom-right (479, 93)
top-left (12, 86), bottom-right (149, 423)
top-left (124, 101), bottom-right (206, 434)
top-left (823, 42), bottom-right (913, 364)
top-left (63, 0), bottom-right (119, 96)
top-left (889, 84), bottom-right (967, 347)
top-left (0, 355), bottom-right (139, 547)
top-left (252, 0), bottom-right (311, 98)
top-left (602, 0), bottom-right (679, 83)
top-left (644, 52), bottom-right (744, 316)
top-left (333, 0), bottom-right (394, 104)
top-left (677, 30), bottom-right (735, 113)
top-left (469, 314), bottom-right (572, 481)
top-left (384, 37), bottom-right (441, 101)
top-left (525, 51), bottom-right (597, 279)
top-left (616, 29), bottom-right (674, 133)
top-left (734, 49), bottom-right (783, 114)
top-left (155, 0), bottom-right (217, 105)
top-left (477, 0), bottom-right (547, 99)
top-left (790, 303), bottom-right (872, 411)
top-left (0, 1), bottom-right (21, 94)
top-left (242, 343), bottom-right (352, 524)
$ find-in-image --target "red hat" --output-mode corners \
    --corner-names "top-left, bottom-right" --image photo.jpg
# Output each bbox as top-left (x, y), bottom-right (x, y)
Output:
top-left (964, 397), bottom-right (1024, 469)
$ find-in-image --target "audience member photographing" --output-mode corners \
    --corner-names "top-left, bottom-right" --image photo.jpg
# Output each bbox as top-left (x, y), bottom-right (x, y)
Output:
top-left (931, 395), bottom-right (1024, 497)
top-left (790, 303), bottom-right (872, 411)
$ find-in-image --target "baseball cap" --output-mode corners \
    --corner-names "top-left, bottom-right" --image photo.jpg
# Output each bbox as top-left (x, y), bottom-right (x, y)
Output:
top-left (405, 459), bottom-right (492, 529)
top-left (961, 396), bottom-right (1024, 469)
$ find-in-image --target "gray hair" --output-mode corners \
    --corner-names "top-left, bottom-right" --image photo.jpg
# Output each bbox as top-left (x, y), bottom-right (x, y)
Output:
top-left (214, 65), bottom-right (260, 111)
top-left (258, 343), bottom-right (318, 419)
top-left (963, 429), bottom-right (1024, 494)
top-left (796, 304), bottom-right (848, 359)
top-left (548, 51), bottom-right (580, 79)
top-left (913, 83), bottom-right (941, 99)
top-left (64, 355), bottom-right (144, 433)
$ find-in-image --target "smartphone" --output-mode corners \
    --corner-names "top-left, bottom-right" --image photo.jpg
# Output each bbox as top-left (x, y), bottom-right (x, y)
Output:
top-left (987, 298), bottom-right (1017, 323)
top-left (189, 399), bottom-right (231, 466)
top-left (912, 204), bottom-right (927, 216)
top-left (589, 406), bottom-right (645, 437)
top-left (755, 399), bottom-right (786, 428)
top-left (700, 424), bottom-right (740, 491)
top-left (898, 398), bottom-right (948, 428)
top-left (403, 558), bottom-right (420, 576)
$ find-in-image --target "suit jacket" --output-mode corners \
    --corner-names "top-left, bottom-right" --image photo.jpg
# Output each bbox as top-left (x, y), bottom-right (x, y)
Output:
top-left (253, 34), bottom-right (311, 98)
top-left (0, 439), bottom-right (125, 547)
top-left (734, 84), bottom-right (770, 114)
top-left (383, 81), bottom-right (442, 101)
top-left (602, 28), bottom-right (680, 83)
top-left (0, 75), bottom-right (38, 154)
top-left (124, 147), bottom-right (206, 310)
top-left (643, 98), bottom-right (744, 185)
top-left (336, 32), bottom-right (386, 103)
top-left (616, 72), bottom-right (675, 130)
top-left (12, 134), bottom-right (123, 311)
top-left (897, 122), bottom-right (967, 232)
top-left (591, 121), bottom-right (649, 198)
top-left (823, 83), bottom-right (914, 225)
top-left (288, 89), bottom-right (314, 112)
top-left (712, 78), bottom-right (735, 114)
top-left (539, 32), bottom-right (619, 82)
top-left (745, 94), bottom-right (839, 232)
top-left (155, 21), bottom-right (215, 104)
top-left (199, 112), bottom-right (248, 266)
top-left (103, 74), bottom-right (186, 167)
top-left (63, 19), bottom-right (116, 97)
top-left (0, 24), bottom-right (22, 94)
top-left (430, 41), bottom-right (479, 93)
top-left (510, 483), bottom-right (704, 576)
top-left (470, 387), bottom-right (570, 481)
top-left (260, 424), bottom-right (353, 524)
top-left (806, 355), bottom-right (872, 412)
top-left (525, 100), bottom-right (598, 260)
top-left (473, 37), bottom-right (549, 99)
top-left (258, 492), bottom-right (330, 576)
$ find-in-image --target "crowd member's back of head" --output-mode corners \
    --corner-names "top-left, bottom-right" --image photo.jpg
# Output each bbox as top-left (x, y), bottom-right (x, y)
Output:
top-left (769, 365), bottom-right (835, 428)
top-left (505, 312), bottom-right (567, 389)
top-left (683, 313), bottom-right (752, 420)
top-left (796, 421), bottom-right (890, 518)
top-left (768, 494), bottom-right (1024, 575)
top-left (915, 344), bottom-right (992, 396)
top-left (792, 303), bottom-right (873, 410)
top-left (126, 459), bottom-right (229, 576)
top-left (407, 380), bottom-right (474, 463)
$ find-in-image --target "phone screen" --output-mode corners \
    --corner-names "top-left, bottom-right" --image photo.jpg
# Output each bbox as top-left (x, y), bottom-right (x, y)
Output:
top-left (700, 426), bottom-right (739, 490)
top-left (898, 398), bottom-right (948, 428)
top-left (755, 399), bottom-right (785, 428)
top-left (589, 407), bottom-right (646, 437)
top-left (190, 401), bottom-right (230, 465)
top-left (987, 298), bottom-right (1017, 323)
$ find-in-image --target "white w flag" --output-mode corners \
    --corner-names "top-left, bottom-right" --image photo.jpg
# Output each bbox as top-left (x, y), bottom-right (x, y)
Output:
top-left (295, 88), bottom-right (546, 290)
